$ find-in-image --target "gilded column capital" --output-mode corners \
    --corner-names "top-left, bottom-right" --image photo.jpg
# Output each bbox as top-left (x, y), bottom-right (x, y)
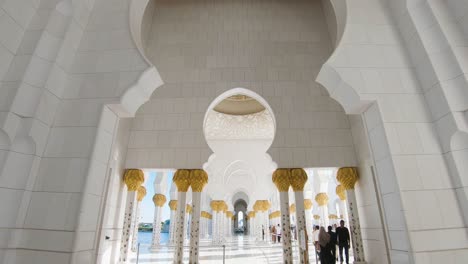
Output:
top-left (248, 211), bottom-right (256, 218)
top-left (137, 186), bottom-right (147, 202)
top-left (186, 204), bottom-right (192, 214)
top-left (304, 199), bottom-right (313, 210)
top-left (153, 194), bottom-right (167, 207)
top-left (169, 200), bottom-right (178, 210)
top-left (189, 169), bottom-right (208, 192)
top-left (290, 168), bottom-right (308, 191)
top-left (328, 214), bottom-right (338, 219)
top-left (313, 215), bottom-right (320, 220)
top-left (221, 201), bottom-right (228, 212)
top-left (336, 185), bottom-right (346, 200)
top-left (289, 203), bottom-right (296, 213)
top-left (337, 167), bottom-right (359, 190)
top-left (315, 193), bottom-right (329, 206)
top-left (272, 169), bottom-right (291, 192)
top-left (173, 169), bottom-right (191, 192)
top-left (123, 169), bottom-right (145, 191)
top-left (226, 211), bottom-right (233, 218)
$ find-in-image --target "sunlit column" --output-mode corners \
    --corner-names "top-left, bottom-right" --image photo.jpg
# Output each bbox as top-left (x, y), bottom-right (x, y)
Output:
top-left (151, 194), bottom-right (167, 249)
top-left (131, 186), bottom-right (147, 251)
top-left (210, 201), bottom-right (222, 244)
top-left (337, 167), bottom-right (366, 263)
top-left (172, 169), bottom-right (191, 264)
top-left (188, 169), bottom-right (208, 264)
top-left (315, 193), bottom-right (329, 227)
top-left (185, 204), bottom-right (192, 242)
top-left (248, 211), bottom-right (255, 237)
top-left (119, 169), bottom-right (144, 263)
top-left (169, 200), bottom-right (178, 244)
top-left (304, 199), bottom-right (313, 236)
top-left (290, 168), bottom-right (309, 263)
top-left (272, 169), bottom-right (293, 263)
top-left (336, 184), bottom-right (349, 226)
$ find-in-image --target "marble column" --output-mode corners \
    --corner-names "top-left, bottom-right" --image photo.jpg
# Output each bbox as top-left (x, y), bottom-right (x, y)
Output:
top-left (185, 204), bottom-right (192, 242)
top-left (131, 186), bottom-right (147, 252)
top-left (151, 194), bottom-right (167, 249)
top-left (173, 169), bottom-right (191, 264)
top-left (336, 184), bottom-right (349, 226)
top-left (304, 199), bottom-right (313, 236)
top-left (272, 169), bottom-right (293, 263)
top-left (337, 167), bottom-right (366, 263)
top-left (119, 169), bottom-right (145, 263)
top-left (169, 200), bottom-right (178, 244)
top-left (315, 193), bottom-right (329, 227)
top-left (291, 168), bottom-right (309, 264)
top-left (210, 201), bottom-right (222, 244)
top-left (188, 169), bottom-right (208, 264)
top-left (248, 211), bottom-right (255, 237)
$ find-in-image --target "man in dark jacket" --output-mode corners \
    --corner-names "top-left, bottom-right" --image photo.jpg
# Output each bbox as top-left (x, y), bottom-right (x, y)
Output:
top-left (328, 225), bottom-right (337, 262)
top-left (336, 220), bottom-right (350, 264)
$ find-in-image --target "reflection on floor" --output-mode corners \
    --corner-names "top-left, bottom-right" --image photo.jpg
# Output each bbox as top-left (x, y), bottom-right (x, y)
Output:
top-left (130, 236), bottom-right (354, 263)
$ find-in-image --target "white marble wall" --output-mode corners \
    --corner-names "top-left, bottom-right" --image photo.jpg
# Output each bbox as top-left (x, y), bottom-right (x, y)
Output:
top-left (126, 0), bottom-right (356, 169)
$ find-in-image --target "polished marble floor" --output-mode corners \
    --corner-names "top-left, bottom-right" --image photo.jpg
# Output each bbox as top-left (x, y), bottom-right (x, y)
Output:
top-left (130, 236), bottom-right (353, 263)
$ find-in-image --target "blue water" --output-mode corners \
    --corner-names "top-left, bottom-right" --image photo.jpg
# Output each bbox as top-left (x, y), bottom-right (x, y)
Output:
top-left (137, 231), bottom-right (169, 253)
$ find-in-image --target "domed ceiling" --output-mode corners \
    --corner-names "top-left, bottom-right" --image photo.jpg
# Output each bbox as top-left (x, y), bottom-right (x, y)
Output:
top-left (213, 95), bottom-right (265, 115)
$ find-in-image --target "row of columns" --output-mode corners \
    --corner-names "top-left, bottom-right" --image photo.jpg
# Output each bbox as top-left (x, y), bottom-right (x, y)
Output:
top-left (271, 168), bottom-right (366, 264)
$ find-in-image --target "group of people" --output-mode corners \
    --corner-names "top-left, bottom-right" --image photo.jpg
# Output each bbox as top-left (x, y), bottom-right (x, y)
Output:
top-left (312, 220), bottom-right (350, 264)
top-left (265, 220), bottom-right (351, 264)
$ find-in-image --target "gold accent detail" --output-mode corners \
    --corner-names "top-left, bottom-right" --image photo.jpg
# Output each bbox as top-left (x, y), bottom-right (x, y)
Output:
top-left (190, 169), bottom-right (208, 192)
top-left (169, 200), bottom-right (178, 210)
top-left (272, 169), bottom-right (291, 192)
top-left (153, 194), bottom-right (166, 207)
top-left (289, 203), bottom-right (296, 213)
top-left (313, 215), bottom-right (320, 220)
top-left (221, 201), bottom-right (227, 212)
top-left (210, 200), bottom-right (227, 212)
top-left (269, 211), bottom-right (281, 219)
top-left (186, 204), bottom-right (192, 214)
top-left (173, 169), bottom-right (191, 192)
top-left (337, 167), bottom-right (359, 190)
top-left (248, 211), bottom-right (256, 218)
top-left (201, 211), bottom-right (212, 219)
top-left (336, 185), bottom-right (346, 200)
top-left (137, 186), bottom-right (147, 202)
top-left (254, 200), bottom-right (270, 212)
top-left (304, 199), bottom-right (313, 210)
top-left (123, 169), bottom-right (145, 191)
top-left (226, 211), bottom-right (233, 218)
top-left (329, 214), bottom-right (338, 219)
top-left (290, 168), bottom-right (308, 191)
top-left (315, 193), bottom-right (329, 206)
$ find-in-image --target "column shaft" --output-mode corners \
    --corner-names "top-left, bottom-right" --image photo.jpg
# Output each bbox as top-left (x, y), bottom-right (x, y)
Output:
top-left (189, 192), bottom-right (202, 263)
top-left (151, 206), bottom-right (162, 248)
top-left (294, 191), bottom-right (309, 264)
top-left (119, 191), bottom-right (137, 263)
top-left (174, 192), bottom-right (187, 263)
top-left (169, 209), bottom-right (177, 244)
top-left (279, 191), bottom-right (293, 263)
top-left (347, 190), bottom-right (365, 262)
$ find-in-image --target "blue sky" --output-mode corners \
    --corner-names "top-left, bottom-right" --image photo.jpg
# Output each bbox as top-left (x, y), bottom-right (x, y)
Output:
top-left (139, 171), bottom-right (174, 223)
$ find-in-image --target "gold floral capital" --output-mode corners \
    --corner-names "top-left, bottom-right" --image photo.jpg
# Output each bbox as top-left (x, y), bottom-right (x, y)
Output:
top-left (289, 203), bottom-right (296, 213)
top-left (304, 199), bottom-right (313, 210)
top-left (290, 168), bottom-right (308, 191)
top-left (313, 215), bottom-right (320, 220)
top-left (173, 169), bottom-right (191, 192)
top-left (190, 169), bottom-right (208, 192)
top-left (226, 211), bottom-right (233, 218)
top-left (337, 167), bottom-right (359, 190)
top-left (186, 204), bottom-right (192, 214)
top-left (153, 194), bottom-right (166, 207)
top-left (123, 169), bottom-right (145, 191)
top-left (272, 169), bottom-right (291, 192)
top-left (336, 185), bottom-right (346, 200)
top-left (137, 186), bottom-right (147, 202)
top-left (169, 200), bottom-right (178, 210)
top-left (315, 193), bottom-right (329, 206)
top-left (248, 211), bottom-right (256, 218)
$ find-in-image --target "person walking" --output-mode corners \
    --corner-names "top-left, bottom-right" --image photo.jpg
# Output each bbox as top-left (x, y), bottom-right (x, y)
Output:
top-left (336, 220), bottom-right (350, 264)
top-left (262, 225), bottom-right (265, 241)
top-left (272, 225), bottom-right (277, 243)
top-left (318, 226), bottom-right (332, 263)
top-left (328, 225), bottom-right (337, 262)
top-left (276, 224), bottom-right (281, 243)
